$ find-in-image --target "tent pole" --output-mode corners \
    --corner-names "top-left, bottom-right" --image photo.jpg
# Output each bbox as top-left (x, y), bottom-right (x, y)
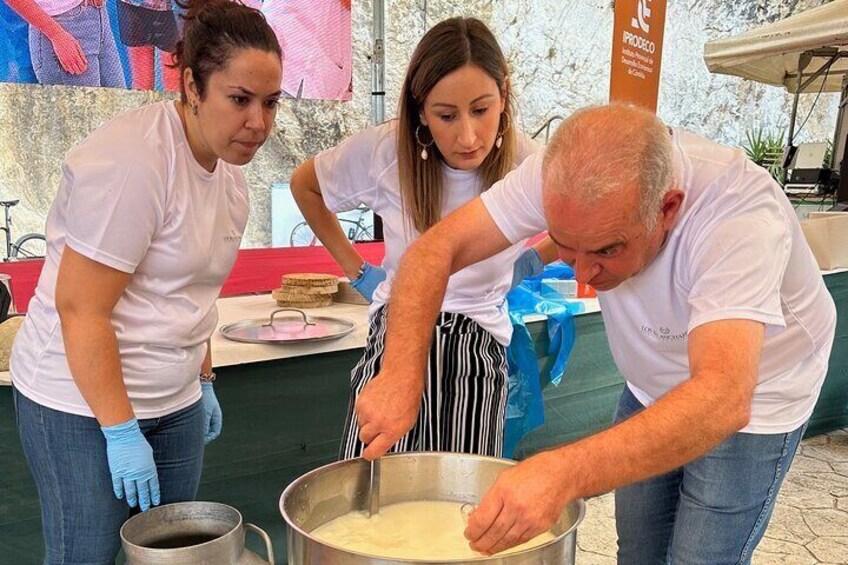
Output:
top-left (782, 51), bottom-right (843, 183)
top-left (786, 51), bottom-right (816, 147)
top-left (783, 52), bottom-right (814, 184)
top-left (787, 87), bottom-right (801, 145)
top-left (371, 0), bottom-right (386, 125)
top-left (835, 77), bottom-right (848, 203)
top-left (370, 0), bottom-right (387, 240)
top-left (783, 84), bottom-right (802, 185)
top-left (787, 51), bottom-right (843, 145)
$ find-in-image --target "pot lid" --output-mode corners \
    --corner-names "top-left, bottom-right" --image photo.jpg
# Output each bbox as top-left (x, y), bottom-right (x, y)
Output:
top-left (220, 308), bottom-right (356, 344)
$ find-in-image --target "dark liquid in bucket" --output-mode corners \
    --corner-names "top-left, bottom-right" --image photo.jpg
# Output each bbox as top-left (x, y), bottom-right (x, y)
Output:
top-left (145, 533), bottom-right (218, 549)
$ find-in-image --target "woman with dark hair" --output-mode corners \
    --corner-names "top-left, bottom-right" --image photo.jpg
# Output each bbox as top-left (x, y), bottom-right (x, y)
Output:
top-left (10, 0), bottom-right (281, 562)
top-left (291, 17), bottom-right (542, 460)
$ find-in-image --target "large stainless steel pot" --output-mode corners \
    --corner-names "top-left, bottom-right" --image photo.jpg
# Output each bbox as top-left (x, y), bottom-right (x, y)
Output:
top-left (120, 501), bottom-right (274, 564)
top-left (280, 452), bottom-right (584, 564)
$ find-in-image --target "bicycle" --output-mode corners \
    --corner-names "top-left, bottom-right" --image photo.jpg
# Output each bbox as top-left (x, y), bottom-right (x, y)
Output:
top-left (289, 205), bottom-right (374, 247)
top-left (0, 200), bottom-right (47, 260)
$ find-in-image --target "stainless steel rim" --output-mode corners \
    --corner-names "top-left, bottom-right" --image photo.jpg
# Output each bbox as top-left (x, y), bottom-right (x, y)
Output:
top-left (279, 452), bottom-right (586, 563)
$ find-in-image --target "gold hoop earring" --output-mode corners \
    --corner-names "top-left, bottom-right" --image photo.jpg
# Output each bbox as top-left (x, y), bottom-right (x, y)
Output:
top-left (415, 124), bottom-right (435, 161)
top-left (495, 112), bottom-right (510, 149)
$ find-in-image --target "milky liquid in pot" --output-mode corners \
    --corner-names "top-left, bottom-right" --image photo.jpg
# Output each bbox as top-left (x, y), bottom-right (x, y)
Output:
top-left (311, 500), bottom-right (556, 560)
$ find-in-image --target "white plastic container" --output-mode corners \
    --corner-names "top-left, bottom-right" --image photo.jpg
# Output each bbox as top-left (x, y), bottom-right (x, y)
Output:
top-left (541, 278), bottom-right (578, 299)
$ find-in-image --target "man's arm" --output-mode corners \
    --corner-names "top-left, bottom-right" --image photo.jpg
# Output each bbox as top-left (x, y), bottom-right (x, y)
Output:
top-left (466, 318), bottom-right (764, 554)
top-left (356, 198), bottom-right (513, 459)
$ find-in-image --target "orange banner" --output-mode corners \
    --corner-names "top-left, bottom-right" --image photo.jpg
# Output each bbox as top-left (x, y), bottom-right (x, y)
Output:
top-left (609, 0), bottom-right (668, 113)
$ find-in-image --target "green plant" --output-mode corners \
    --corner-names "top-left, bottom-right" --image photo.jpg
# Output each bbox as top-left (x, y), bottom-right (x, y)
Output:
top-left (742, 127), bottom-right (785, 183)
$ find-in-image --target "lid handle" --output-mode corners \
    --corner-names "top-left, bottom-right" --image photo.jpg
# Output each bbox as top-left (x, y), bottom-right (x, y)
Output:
top-left (263, 308), bottom-right (316, 328)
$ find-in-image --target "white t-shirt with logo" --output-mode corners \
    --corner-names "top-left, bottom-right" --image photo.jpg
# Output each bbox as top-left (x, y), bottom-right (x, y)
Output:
top-left (480, 130), bottom-right (836, 434)
top-left (11, 101), bottom-right (249, 419)
top-left (313, 121), bottom-right (538, 345)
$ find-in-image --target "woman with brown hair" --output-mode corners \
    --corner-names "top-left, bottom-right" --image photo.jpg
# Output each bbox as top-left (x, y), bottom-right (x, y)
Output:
top-left (10, 1), bottom-right (281, 562)
top-left (291, 17), bottom-right (542, 460)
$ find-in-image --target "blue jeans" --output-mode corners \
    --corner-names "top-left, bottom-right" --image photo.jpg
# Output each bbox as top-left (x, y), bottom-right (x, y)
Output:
top-left (613, 385), bottom-right (806, 565)
top-left (29, 3), bottom-right (126, 87)
top-left (14, 388), bottom-right (205, 565)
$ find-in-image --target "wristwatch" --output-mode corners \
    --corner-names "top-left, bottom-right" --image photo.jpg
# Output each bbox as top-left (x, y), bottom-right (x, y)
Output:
top-left (199, 371), bottom-right (216, 382)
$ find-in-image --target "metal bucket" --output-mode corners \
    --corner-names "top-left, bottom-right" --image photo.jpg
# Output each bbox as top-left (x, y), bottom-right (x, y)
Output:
top-left (280, 452), bottom-right (584, 564)
top-left (120, 501), bottom-right (275, 564)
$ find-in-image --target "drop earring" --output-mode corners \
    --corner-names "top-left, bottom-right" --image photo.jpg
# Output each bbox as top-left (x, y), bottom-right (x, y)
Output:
top-left (495, 111), bottom-right (510, 149)
top-left (192, 103), bottom-right (198, 116)
top-left (415, 124), bottom-right (434, 161)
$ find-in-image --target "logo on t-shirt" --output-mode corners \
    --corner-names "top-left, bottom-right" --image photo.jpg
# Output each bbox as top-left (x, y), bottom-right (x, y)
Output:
top-left (224, 230), bottom-right (242, 244)
top-left (641, 324), bottom-right (686, 341)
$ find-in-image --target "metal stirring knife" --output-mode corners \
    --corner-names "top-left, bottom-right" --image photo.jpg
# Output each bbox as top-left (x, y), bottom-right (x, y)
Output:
top-left (368, 458), bottom-right (381, 517)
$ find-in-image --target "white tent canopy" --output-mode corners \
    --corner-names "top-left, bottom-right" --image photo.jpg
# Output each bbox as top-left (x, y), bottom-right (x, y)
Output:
top-left (703, 0), bottom-right (848, 93)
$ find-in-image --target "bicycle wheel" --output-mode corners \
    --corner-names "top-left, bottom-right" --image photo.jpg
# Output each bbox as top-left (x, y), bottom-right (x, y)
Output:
top-left (11, 233), bottom-right (46, 259)
top-left (289, 221), bottom-right (319, 247)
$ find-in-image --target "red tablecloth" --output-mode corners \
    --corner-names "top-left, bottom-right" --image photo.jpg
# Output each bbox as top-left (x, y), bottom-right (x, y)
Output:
top-left (0, 243), bottom-right (386, 313)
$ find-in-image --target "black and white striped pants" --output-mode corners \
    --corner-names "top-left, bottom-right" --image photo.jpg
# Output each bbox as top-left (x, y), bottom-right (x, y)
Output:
top-left (340, 305), bottom-right (509, 460)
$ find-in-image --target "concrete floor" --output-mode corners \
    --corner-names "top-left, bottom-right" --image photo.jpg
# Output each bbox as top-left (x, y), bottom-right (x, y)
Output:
top-left (574, 428), bottom-right (848, 564)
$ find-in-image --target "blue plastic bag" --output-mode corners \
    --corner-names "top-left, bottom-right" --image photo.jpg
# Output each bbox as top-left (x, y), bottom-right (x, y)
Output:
top-left (502, 263), bottom-right (581, 458)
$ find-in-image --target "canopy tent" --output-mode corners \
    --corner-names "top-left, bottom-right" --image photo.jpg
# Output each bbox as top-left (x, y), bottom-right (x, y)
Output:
top-left (703, 0), bottom-right (848, 94)
top-left (703, 1), bottom-right (848, 199)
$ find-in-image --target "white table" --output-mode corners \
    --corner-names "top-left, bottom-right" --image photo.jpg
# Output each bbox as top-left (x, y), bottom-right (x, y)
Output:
top-left (0, 292), bottom-right (597, 386)
top-left (0, 296), bottom-right (374, 387)
top-left (0, 266), bottom-right (839, 385)
top-left (212, 293), bottom-right (599, 367)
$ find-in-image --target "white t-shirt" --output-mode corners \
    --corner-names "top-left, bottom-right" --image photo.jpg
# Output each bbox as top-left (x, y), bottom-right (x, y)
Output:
top-left (481, 130), bottom-right (836, 434)
top-left (11, 101), bottom-right (249, 419)
top-left (313, 121), bottom-right (538, 345)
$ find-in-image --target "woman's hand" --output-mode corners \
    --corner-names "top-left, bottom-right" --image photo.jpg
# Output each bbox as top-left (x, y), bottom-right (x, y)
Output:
top-left (47, 27), bottom-right (88, 75)
top-left (101, 418), bottom-right (161, 512)
top-left (201, 382), bottom-right (223, 443)
top-left (350, 262), bottom-right (387, 302)
top-left (510, 248), bottom-right (543, 290)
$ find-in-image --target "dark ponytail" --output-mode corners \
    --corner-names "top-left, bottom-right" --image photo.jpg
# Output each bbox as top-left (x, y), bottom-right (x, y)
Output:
top-left (172, 0), bottom-right (282, 102)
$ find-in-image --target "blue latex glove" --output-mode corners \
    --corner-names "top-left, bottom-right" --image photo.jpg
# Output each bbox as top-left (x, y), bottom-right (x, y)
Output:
top-left (350, 262), bottom-right (387, 302)
top-left (101, 418), bottom-right (160, 512)
top-left (201, 381), bottom-right (222, 444)
top-left (510, 248), bottom-right (544, 290)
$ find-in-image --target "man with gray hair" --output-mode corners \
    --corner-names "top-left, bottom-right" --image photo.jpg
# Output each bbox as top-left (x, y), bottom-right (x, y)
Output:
top-left (353, 104), bottom-right (837, 562)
